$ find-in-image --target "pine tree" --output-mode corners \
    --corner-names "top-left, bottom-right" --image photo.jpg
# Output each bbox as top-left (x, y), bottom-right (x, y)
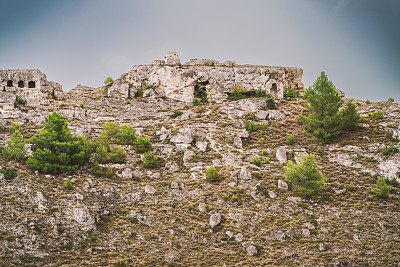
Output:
top-left (303, 72), bottom-right (343, 143)
top-left (339, 101), bottom-right (360, 131)
top-left (26, 111), bottom-right (91, 174)
top-left (2, 130), bottom-right (26, 162)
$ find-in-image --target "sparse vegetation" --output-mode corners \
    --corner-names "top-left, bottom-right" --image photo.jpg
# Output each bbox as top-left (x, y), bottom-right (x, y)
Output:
top-left (2, 130), bottom-right (26, 162)
top-left (104, 77), bottom-right (113, 84)
top-left (251, 157), bottom-right (262, 167)
top-left (205, 166), bottom-right (219, 182)
top-left (62, 178), bottom-right (73, 190)
top-left (284, 154), bottom-right (326, 200)
top-left (373, 177), bottom-right (390, 198)
top-left (286, 134), bottom-right (295, 146)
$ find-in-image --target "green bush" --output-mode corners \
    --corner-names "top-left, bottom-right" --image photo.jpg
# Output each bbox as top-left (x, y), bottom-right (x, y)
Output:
top-left (388, 145), bottom-right (398, 154)
top-left (142, 151), bottom-right (157, 168)
top-left (286, 134), bottom-right (295, 146)
top-left (266, 97), bottom-right (276, 109)
top-left (0, 168), bottom-right (17, 180)
top-left (366, 99), bottom-right (370, 104)
top-left (265, 157), bottom-right (270, 163)
top-left (231, 194), bottom-right (237, 202)
top-left (302, 72), bottom-right (343, 143)
top-left (115, 125), bottom-right (136, 145)
top-left (9, 122), bottom-right (20, 134)
top-left (347, 182), bottom-right (356, 191)
top-left (251, 157), bottom-right (262, 167)
top-left (14, 96), bottom-right (27, 107)
top-left (187, 204), bottom-right (193, 211)
top-left (388, 98), bottom-right (394, 103)
top-left (95, 145), bottom-right (109, 164)
top-left (373, 108), bottom-right (384, 120)
top-left (262, 149), bottom-right (267, 155)
top-left (339, 101), bottom-right (360, 131)
top-left (63, 178), bottom-right (73, 190)
top-left (104, 77), bottom-right (113, 84)
top-left (284, 154), bottom-right (326, 200)
top-left (244, 120), bottom-right (256, 132)
top-left (105, 168), bottom-right (114, 178)
top-left (26, 111), bottom-right (91, 174)
top-left (206, 166), bottom-right (219, 182)
top-left (2, 130), bottom-right (26, 162)
top-left (382, 147), bottom-right (389, 156)
top-left (133, 135), bottom-right (153, 153)
top-left (373, 177), bottom-right (390, 198)
top-left (171, 111), bottom-right (183, 118)
top-left (109, 146), bottom-right (127, 164)
top-left (89, 161), bottom-right (103, 177)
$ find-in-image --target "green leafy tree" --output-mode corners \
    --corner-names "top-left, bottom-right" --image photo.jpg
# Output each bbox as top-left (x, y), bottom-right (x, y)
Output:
top-left (89, 161), bottom-right (103, 177)
top-left (302, 72), bottom-right (343, 143)
top-left (26, 111), bottom-right (91, 174)
top-left (373, 177), bottom-right (390, 198)
top-left (284, 154), bottom-right (326, 200)
top-left (109, 146), bottom-right (127, 163)
top-left (104, 77), bottom-right (113, 84)
top-left (2, 130), bottom-right (26, 162)
top-left (133, 135), bottom-right (153, 153)
top-left (9, 122), bottom-right (21, 134)
top-left (115, 125), bottom-right (136, 145)
top-left (206, 166), bottom-right (219, 182)
top-left (339, 101), bottom-right (360, 131)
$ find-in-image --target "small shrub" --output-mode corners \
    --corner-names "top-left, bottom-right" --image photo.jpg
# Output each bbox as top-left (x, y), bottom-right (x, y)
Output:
top-left (187, 204), bottom-right (193, 211)
top-left (95, 145), bottom-right (109, 164)
top-left (296, 201), bottom-right (308, 209)
top-left (249, 113), bottom-right (255, 120)
top-left (105, 168), bottom-right (114, 178)
top-left (316, 147), bottom-right (323, 153)
top-left (251, 157), bottom-right (262, 167)
top-left (262, 149), bottom-right (267, 155)
top-left (366, 99), bottom-right (370, 104)
top-left (109, 146), bottom-right (127, 164)
top-left (382, 147), bottom-right (389, 156)
top-left (257, 138), bottom-right (264, 144)
top-left (63, 178), bottom-right (73, 190)
top-left (266, 97), bottom-right (276, 109)
top-left (388, 98), bottom-right (394, 103)
top-left (115, 125), bottom-right (136, 145)
top-left (0, 168), bottom-right (17, 180)
top-left (104, 77), bottom-right (113, 84)
top-left (386, 177), bottom-right (399, 187)
top-left (388, 145), bottom-right (398, 154)
top-left (261, 122), bottom-right (268, 131)
top-left (89, 162), bottom-right (103, 177)
top-left (284, 154), bottom-right (326, 200)
top-left (171, 110), bottom-right (183, 118)
top-left (205, 166), bottom-right (219, 182)
top-left (373, 109), bottom-right (384, 120)
top-left (241, 154), bottom-right (246, 159)
top-left (286, 134), bottom-right (295, 146)
top-left (15, 96), bottom-right (27, 107)
top-left (227, 137), bottom-right (233, 143)
top-left (79, 103), bottom-right (84, 108)
top-left (347, 182), bottom-right (356, 191)
top-left (142, 151), bottom-right (158, 168)
top-left (339, 101), bottom-right (360, 131)
top-left (2, 130), bottom-right (26, 162)
top-left (373, 177), bottom-right (390, 198)
top-left (9, 122), bottom-right (20, 134)
top-left (126, 100), bottom-right (131, 104)
top-left (340, 140), bottom-right (347, 146)
top-left (265, 157), bottom-right (270, 163)
top-left (133, 135), bottom-right (153, 153)
top-left (244, 120), bottom-right (256, 132)
top-left (220, 121), bottom-right (226, 127)
top-left (371, 128), bottom-right (378, 138)
top-left (231, 194), bottom-right (237, 202)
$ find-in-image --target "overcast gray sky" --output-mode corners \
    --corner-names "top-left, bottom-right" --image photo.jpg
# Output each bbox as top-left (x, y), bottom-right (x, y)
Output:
top-left (0, 0), bottom-right (399, 102)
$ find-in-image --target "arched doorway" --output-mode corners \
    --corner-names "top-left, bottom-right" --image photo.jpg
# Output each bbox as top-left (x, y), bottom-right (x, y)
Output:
top-left (18, 81), bottom-right (24, 88)
top-left (28, 81), bottom-right (36, 88)
top-left (270, 83), bottom-right (278, 98)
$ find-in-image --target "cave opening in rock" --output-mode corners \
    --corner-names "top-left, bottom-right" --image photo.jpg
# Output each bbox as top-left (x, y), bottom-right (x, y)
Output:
top-left (194, 81), bottom-right (209, 104)
top-left (28, 81), bottom-right (36, 88)
top-left (18, 81), bottom-right (24, 88)
top-left (270, 83), bottom-right (278, 98)
top-left (7, 80), bottom-right (13, 87)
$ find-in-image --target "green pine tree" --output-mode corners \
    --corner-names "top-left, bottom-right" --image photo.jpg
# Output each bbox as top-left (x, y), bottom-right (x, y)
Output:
top-left (2, 130), bottom-right (27, 162)
top-left (339, 101), bottom-right (360, 131)
top-left (26, 111), bottom-right (91, 174)
top-left (302, 72), bottom-right (343, 143)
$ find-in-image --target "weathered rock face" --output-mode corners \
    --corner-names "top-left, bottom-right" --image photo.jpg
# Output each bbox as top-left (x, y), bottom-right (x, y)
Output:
top-left (111, 52), bottom-right (303, 103)
top-left (0, 69), bottom-right (62, 107)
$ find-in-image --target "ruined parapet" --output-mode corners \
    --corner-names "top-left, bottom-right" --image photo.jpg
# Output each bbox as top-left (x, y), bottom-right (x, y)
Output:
top-left (165, 52), bottom-right (181, 65)
top-left (110, 52), bottom-right (304, 103)
top-left (0, 69), bottom-right (63, 106)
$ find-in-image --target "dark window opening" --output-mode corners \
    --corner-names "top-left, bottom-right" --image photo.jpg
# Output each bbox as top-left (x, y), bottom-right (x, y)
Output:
top-left (194, 81), bottom-right (209, 104)
top-left (7, 80), bottom-right (13, 87)
top-left (28, 81), bottom-right (35, 88)
top-left (18, 81), bottom-right (24, 88)
top-left (270, 83), bottom-right (278, 98)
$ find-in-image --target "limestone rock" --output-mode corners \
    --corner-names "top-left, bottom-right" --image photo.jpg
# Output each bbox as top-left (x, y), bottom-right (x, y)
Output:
top-left (234, 233), bottom-right (244, 242)
top-left (239, 167), bottom-right (252, 181)
top-left (233, 136), bottom-right (242, 148)
top-left (269, 191), bottom-right (277, 199)
top-left (278, 180), bottom-right (288, 190)
top-left (242, 242), bottom-right (257, 256)
top-left (294, 148), bottom-right (308, 164)
top-left (196, 141), bottom-right (208, 152)
top-left (121, 168), bottom-right (132, 179)
top-left (267, 110), bottom-right (286, 120)
top-left (145, 185), bottom-right (156, 194)
top-left (165, 52), bottom-right (181, 65)
top-left (276, 146), bottom-right (288, 164)
top-left (209, 213), bottom-right (222, 228)
top-left (165, 162), bottom-right (179, 173)
top-left (170, 128), bottom-right (194, 144)
top-left (170, 181), bottom-right (179, 189)
top-left (183, 150), bottom-right (195, 163)
top-left (198, 203), bottom-right (206, 212)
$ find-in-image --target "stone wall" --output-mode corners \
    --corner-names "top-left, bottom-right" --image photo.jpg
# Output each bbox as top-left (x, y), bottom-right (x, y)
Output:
top-left (111, 52), bottom-right (303, 103)
top-left (0, 69), bottom-right (62, 107)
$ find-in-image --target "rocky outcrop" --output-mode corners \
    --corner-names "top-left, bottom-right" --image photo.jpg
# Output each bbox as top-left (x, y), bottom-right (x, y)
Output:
top-left (110, 52), bottom-right (303, 103)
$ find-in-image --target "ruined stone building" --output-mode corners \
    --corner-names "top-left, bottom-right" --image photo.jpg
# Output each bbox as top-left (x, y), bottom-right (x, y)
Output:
top-left (108, 52), bottom-right (304, 103)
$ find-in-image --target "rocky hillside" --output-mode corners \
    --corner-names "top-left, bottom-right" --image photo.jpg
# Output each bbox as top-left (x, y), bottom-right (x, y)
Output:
top-left (0, 88), bottom-right (399, 266)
